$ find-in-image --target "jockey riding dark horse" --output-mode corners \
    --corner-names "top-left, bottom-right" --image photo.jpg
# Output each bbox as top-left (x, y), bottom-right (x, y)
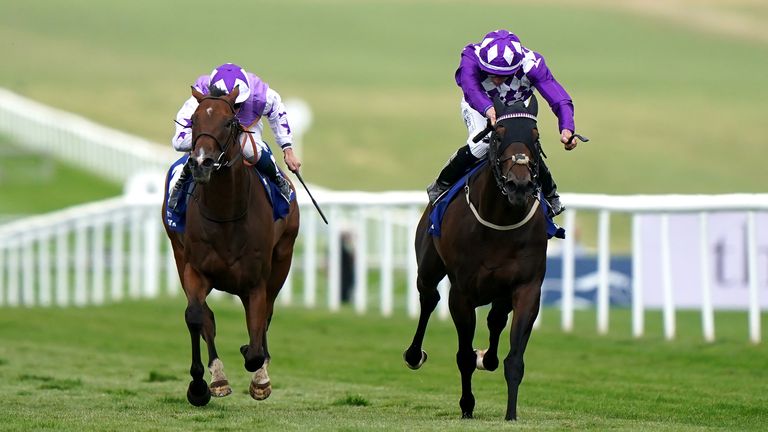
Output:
top-left (405, 95), bottom-right (577, 421)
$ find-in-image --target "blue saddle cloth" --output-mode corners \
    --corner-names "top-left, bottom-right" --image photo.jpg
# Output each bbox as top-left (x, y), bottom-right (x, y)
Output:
top-left (164, 154), bottom-right (293, 233)
top-left (428, 161), bottom-right (565, 239)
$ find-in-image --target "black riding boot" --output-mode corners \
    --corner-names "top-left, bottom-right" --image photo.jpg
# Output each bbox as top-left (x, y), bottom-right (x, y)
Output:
top-left (255, 154), bottom-right (291, 201)
top-left (538, 157), bottom-right (564, 217)
top-left (426, 145), bottom-right (480, 204)
top-left (168, 159), bottom-right (192, 210)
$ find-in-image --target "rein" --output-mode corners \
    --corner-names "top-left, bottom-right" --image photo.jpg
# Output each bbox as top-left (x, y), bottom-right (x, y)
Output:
top-left (191, 96), bottom-right (252, 223)
top-left (466, 109), bottom-right (540, 231)
top-left (192, 97), bottom-right (246, 171)
top-left (464, 178), bottom-right (540, 231)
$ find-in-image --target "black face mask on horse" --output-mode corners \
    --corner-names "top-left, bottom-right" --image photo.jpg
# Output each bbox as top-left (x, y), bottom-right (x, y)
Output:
top-left (426, 95), bottom-right (564, 217)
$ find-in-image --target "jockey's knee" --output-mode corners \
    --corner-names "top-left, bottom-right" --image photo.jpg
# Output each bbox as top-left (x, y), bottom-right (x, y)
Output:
top-left (467, 138), bottom-right (489, 159)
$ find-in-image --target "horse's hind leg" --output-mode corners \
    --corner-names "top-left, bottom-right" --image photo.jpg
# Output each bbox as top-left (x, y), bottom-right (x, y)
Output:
top-left (201, 304), bottom-right (232, 397)
top-left (475, 301), bottom-right (511, 372)
top-left (240, 282), bottom-right (273, 401)
top-left (503, 284), bottom-right (541, 421)
top-left (404, 215), bottom-right (445, 370)
top-left (449, 289), bottom-right (478, 419)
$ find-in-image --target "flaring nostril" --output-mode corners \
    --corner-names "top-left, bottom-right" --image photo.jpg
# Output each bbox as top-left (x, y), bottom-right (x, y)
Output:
top-left (201, 159), bottom-right (214, 168)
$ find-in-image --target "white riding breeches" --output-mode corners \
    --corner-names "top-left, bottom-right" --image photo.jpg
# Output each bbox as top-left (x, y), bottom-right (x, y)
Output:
top-left (239, 123), bottom-right (270, 165)
top-left (461, 99), bottom-right (490, 159)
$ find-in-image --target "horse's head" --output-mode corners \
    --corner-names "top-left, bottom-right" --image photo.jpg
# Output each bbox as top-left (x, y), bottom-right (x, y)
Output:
top-left (188, 86), bottom-right (243, 184)
top-left (488, 95), bottom-right (540, 207)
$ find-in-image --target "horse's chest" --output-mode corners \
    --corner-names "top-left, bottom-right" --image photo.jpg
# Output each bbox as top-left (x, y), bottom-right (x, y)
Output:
top-left (187, 237), bottom-right (268, 285)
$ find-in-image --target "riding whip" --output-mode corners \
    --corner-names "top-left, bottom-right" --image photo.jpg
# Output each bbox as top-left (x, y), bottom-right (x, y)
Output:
top-left (291, 170), bottom-right (329, 224)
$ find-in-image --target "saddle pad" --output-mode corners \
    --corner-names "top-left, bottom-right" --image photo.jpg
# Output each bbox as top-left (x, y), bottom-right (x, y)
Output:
top-left (164, 154), bottom-right (293, 233)
top-left (428, 161), bottom-right (565, 239)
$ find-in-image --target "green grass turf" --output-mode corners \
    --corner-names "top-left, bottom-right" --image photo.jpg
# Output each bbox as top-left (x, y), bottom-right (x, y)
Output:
top-left (0, 0), bottom-right (766, 194)
top-left (0, 298), bottom-right (765, 431)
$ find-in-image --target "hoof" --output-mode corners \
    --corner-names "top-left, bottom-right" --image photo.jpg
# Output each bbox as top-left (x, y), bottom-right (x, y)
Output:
top-left (187, 380), bottom-right (211, 406)
top-left (209, 380), bottom-right (232, 398)
top-left (249, 380), bottom-right (272, 400)
top-left (403, 349), bottom-right (428, 370)
top-left (461, 411), bottom-right (473, 419)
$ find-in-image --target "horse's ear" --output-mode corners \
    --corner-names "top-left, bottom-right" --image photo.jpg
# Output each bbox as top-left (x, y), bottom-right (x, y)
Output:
top-left (225, 86), bottom-right (240, 106)
top-left (191, 86), bottom-right (205, 102)
top-left (526, 94), bottom-right (539, 117)
top-left (492, 96), bottom-right (505, 116)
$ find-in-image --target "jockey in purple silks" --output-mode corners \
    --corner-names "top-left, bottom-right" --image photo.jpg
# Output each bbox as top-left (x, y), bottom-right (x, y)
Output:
top-left (168, 63), bottom-right (300, 208)
top-left (427, 29), bottom-right (581, 216)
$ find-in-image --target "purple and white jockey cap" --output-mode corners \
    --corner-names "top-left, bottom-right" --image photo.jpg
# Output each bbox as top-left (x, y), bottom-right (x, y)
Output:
top-left (474, 29), bottom-right (525, 75)
top-left (209, 63), bottom-right (251, 104)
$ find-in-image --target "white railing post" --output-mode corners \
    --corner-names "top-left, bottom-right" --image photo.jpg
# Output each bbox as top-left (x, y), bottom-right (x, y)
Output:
top-left (55, 223), bottom-right (68, 307)
top-left (561, 209), bottom-right (576, 332)
top-left (327, 206), bottom-right (341, 312)
top-left (597, 210), bottom-right (611, 334)
top-left (22, 232), bottom-right (35, 306)
top-left (142, 207), bottom-right (160, 298)
top-left (354, 207), bottom-right (368, 315)
top-left (110, 212), bottom-right (125, 302)
top-left (303, 207), bottom-right (317, 308)
top-left (406, 206), bottom-right (419, 319)
top-left (92, 216), bottom-right (106, 305)
top-left (631, 215), bottom-right (644, 338)
top-left (660, 214), bottom-right (676, 340)
top-left (128, 207), bottom-right (142, 299)
top-left (74, 219), bottom-right (88, 306)
top-left (746, 212), bottom-right (761, 344)
top-left (380, 208), bottom-right (394, 317)
top-left (699, 213), bottom-right (714, 342)
top-left (38, 229), bottom-right (52, 306)
top-left (8, 240), bottom-right (19, 306)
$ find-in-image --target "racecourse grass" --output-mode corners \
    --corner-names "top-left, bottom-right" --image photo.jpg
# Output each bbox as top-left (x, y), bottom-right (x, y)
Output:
top-left (1, 1), bottom-right (766, 194)
top-left (0, 298), bottom-right (765, 431)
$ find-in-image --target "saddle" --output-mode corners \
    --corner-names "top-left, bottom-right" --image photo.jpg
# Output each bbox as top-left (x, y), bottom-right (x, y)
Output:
top-left (164, 154), bottom-right (292, 233)
top-left (427, 161), bottom-right (564, 239)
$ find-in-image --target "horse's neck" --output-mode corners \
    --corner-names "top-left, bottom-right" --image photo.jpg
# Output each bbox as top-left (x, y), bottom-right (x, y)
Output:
top-left (198, 164), bottom-right (250, 214)
top-left (473, 169), bottom-right (531, 221)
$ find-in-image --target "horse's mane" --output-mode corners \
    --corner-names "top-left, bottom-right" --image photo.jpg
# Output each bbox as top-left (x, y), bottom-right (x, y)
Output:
top-left (207, 85), bottom-right (227, 98)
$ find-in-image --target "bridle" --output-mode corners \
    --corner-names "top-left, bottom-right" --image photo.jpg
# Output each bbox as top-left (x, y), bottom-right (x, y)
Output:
top-left (189, 96), bottom-right (252, 223)
top-left (464, 111), bottom-right (541, 231)
top-left (191, 96), bottom-right (245, 170)
top-left (489, 112), bottom-right (539, 200)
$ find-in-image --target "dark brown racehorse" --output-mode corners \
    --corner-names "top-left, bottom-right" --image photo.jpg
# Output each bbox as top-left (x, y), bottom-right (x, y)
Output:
top-left (162, 86), bottom-right (300, 406)
top-left (404, 96), bottom-right (547, 420)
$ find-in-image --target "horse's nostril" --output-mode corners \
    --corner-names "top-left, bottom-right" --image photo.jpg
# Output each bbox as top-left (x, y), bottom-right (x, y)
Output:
top-left (201, 159), bottom-right (214, 168)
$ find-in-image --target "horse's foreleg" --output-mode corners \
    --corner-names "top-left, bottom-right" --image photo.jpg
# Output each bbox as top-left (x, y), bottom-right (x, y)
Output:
top-left (184, 303), bottom-right (211, 406)
top-left (182, 266), bottom-right (211, 407)
top-left (201, 304), bottom-right (231, 397)
top-left (449, 290), bottom-right (477, 419)
top-left (476, 301), bottom-right (510, 372)
top-left (503, 285), bottom-right (540, 421)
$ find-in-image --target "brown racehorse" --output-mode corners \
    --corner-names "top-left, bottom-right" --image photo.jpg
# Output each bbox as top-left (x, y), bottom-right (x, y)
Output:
top-left (404, 96), bottom-right (548, 420)
top-left (162, 86), bottom-right (300, 407)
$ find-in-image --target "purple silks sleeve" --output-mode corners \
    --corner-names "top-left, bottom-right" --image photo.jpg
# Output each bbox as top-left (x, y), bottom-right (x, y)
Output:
top-left (455, 45), bottom-right (493, 115)
top-left (527, 56), bottom-right (575, 133)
